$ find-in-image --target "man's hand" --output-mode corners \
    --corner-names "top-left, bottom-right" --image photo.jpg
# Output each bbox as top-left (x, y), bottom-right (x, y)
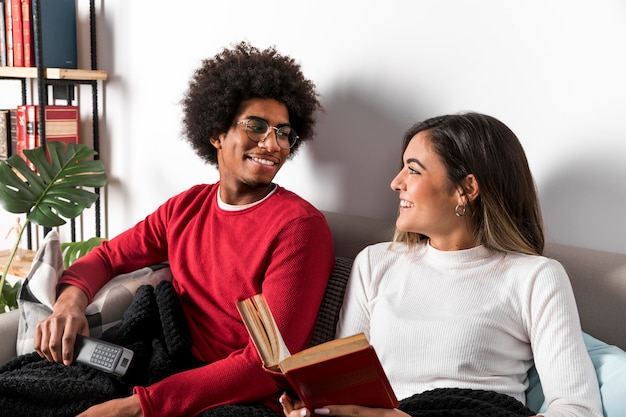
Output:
top-left (34, 284), bottom-right (89, 365)
top-left (76, 395), bottom-right (143, 417)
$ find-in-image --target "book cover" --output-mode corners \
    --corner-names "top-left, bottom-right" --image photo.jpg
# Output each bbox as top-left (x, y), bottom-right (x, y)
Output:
top-left (0, 0), bottom-right (7, 66)
top-left (20, 0), bottom-right (32, 67)
top-left (10, 0), bottom-right (22, 67)
top-left (281, 334), bottom-right (399, 410)
top-left (25, 105), bottom-right (80, 149)
top-left (0, 109), bottom-right (9, 160)
top-left (4, 0), bottom-right (12, 66)
top-left (35, 0), bottom-right (77, 68)
top-left (237, 294), bottom-right (399, 411)
top-left (42, 105), bottom-right (80, 147)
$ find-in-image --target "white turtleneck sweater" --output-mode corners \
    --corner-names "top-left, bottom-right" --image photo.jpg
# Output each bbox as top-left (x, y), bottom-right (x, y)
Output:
top-left (336, 242), bottom-right (602, 417)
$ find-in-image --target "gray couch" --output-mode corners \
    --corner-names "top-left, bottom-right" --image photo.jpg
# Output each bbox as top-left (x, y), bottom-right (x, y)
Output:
top-left (0, 210), bottom-right (625, 416)
top-left (321, 211), bottom-right (626, 352)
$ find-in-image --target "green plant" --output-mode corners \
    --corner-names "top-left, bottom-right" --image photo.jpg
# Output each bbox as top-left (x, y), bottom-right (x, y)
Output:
top-left (61, 237), bottom-right (107, 269)
top-left (0, 142), bottom-right (107, 312)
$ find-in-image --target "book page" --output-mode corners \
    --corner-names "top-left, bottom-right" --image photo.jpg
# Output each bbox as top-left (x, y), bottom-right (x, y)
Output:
top-left (279, 333), bottom-right (369, 371)
top-left (237, 294), bottom-right (291, 368)
top-left (252, 295), bottom-right (291, 363)
top-left (237, 299), bottom-right (273, 365)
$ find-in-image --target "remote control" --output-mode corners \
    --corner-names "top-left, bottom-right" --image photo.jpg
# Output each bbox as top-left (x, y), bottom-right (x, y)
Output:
top-left (74, 335), bottom-right (134, 377)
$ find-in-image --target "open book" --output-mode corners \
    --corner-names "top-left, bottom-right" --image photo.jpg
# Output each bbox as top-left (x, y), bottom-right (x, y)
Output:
top-left (237, 294), bottom-right (399, 410)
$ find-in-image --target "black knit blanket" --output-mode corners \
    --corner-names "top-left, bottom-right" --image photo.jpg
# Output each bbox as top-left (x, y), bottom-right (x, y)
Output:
top-left (199, 388), bottom-right (535, 417)
top-left (0, 280), bottom-right (536, 417)
top-left (0, 280), bottom-right (198, 417)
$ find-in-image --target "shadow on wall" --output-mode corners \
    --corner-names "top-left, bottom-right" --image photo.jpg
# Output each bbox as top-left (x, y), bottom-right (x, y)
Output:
top-left (306, 85), bottom-right (424, 221)
top-left (540, 150), bottom-right (626, 254)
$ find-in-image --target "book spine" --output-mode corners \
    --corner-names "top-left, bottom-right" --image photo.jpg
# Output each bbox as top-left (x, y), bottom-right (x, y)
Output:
top-left (24, 104), bottom-right (37, 151)
top-left (9, 108), bottom-right (17, 156)
top-left (4, 0), bottom-right (12, 66)
top-left (16, 104), bottom-right (27, 162)
top-left (10, 0), bottom-right (22, 67)
top-left (0, 0), bottom-right (7, 66)
top-left (265, 368), bottom-right (293, 394)
top-left (0, 110), bottom-right (9, 161)
top-left (20, 0), bottom-right (32, 67)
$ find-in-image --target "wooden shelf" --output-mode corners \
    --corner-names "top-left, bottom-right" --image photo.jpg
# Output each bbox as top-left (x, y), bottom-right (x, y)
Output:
top-left (0, 66), bottom-right (107, 81)
top-left (0, 249), bottom-right (36, 278)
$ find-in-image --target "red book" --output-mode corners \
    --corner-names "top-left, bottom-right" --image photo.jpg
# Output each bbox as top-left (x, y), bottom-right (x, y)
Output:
top-left (20, 0), bottom-right (33, 67)
top-left (18, 105), bottom-right (79, 170)
top-left (26, 105), bottom-right (80, 149)
top-left (237, 294), bottom-right (399, 411)
top-left (23, 105), bottom-right (38, 168)
top-left (10, 0), bottom-right (23, 67)
top-left (15, 105), bottom-right (28, 163)
top-left (280, 334), bottom-right (399, 410)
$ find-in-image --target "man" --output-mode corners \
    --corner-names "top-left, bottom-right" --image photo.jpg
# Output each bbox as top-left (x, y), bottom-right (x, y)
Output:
top-left (34, 41), bottom-right (334, 417)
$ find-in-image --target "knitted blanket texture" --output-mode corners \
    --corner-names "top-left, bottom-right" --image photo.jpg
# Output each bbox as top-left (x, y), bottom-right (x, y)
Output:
top-left (0, 281), bottom-right (196, 417)
top-left (0, 280), bottom-right (535, 417)
top-left (196, 389), bottom-right (535, 417)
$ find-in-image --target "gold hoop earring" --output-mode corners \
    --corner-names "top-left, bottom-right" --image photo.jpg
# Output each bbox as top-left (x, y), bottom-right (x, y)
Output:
top-left (455, 203), bottom-right (467, 217)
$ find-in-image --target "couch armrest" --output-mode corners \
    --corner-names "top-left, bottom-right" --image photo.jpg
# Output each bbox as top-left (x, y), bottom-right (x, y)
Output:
top-left (0, 309), bottom-right (19, 365)
top-left (545, 243), bottom-right (626, 351)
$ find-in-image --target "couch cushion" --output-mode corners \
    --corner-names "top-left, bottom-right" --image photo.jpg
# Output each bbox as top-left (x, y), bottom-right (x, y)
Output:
top-left (526, 332), bottom-right (626, 417)
top-left (16, 231), bottom-right (172, 355)
top-left (310, 257), bottom-right (353, 347)
top-left (544, 243), bottom-right (626, 351)
top-left (585, 333), bottom-right (626, 417)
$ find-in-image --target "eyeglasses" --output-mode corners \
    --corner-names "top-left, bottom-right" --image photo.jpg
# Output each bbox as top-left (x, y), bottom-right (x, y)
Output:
top-left (236, 117), bottom-right (299, 150)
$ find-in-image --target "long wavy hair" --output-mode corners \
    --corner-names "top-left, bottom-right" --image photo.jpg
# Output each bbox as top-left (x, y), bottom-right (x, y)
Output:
top-left (393, 112), bottom-right (544, 255)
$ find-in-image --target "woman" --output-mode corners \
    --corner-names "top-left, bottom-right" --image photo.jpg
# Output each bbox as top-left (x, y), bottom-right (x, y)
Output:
top-left (281, 112), bottom-right (602, 417)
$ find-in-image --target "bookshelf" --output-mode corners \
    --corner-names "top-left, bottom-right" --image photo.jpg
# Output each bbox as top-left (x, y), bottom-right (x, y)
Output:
top-left (0, 0), bottom-right (107, 249)
top-left (0, 67), bottom-right (107, 81)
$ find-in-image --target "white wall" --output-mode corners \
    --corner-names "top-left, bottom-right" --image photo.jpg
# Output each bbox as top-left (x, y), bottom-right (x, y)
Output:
top-left (2, 0), bottom-right (625, 254)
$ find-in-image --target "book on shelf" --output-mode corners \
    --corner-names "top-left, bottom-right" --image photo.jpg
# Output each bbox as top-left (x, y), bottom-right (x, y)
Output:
top-left (9, 0), bottom-right (23, 67)
top-left (4, 0), bottom-right (13, 66)
top-left (35, 0), bottom-right (77, 69)
top-left (20, 0), bottom-right (32, 67)
top-left (8, 108), bottom-right (17, 157)
top-left (0, 109), bottom-right (9, 160)
top-left (0, 0), bottom-right (7, 66)
top-left (26, 105), bottom-right (80, 148)
top-left (237, 294), bottom-right (399, 411)
top-left (23, 105), bottom-right (36, 154)
top-left (14, 105), bottom-right (79, 167)
top-left (15, 104), bottom-right (27, 163)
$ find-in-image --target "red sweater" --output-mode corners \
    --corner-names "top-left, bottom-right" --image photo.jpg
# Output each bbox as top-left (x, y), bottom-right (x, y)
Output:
top-left (60, 184), bottom-right (335, 417)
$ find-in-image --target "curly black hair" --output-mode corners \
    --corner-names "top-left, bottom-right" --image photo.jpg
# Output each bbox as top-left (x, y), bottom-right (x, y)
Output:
top-left (181, 41), bottom-right (321, 166)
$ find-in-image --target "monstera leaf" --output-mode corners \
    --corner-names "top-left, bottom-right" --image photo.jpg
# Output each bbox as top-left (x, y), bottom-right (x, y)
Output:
top-left (0, 142), bottom-right (107, 311)
top-left (61, 237), bottom-right (107, 269)
top-left (0, 142), bottom-right (106, 225)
